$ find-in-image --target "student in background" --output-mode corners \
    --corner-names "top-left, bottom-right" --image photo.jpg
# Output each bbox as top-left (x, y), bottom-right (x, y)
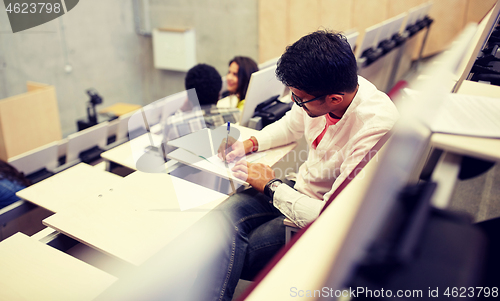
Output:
top-left (0, 160), bottom-right (30, 208)
top-left (217, 56), bottom-right (258, 110)
top-left (163, 63), bottom-right (241, 144)
top-left (138, 63), bottom-right (241, 173)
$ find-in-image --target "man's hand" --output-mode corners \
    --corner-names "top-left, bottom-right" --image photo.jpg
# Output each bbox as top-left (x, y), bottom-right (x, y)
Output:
top-left (218, 137), bottom-right (254, 163)
top-left (231, 161), bottom-right (275, 193)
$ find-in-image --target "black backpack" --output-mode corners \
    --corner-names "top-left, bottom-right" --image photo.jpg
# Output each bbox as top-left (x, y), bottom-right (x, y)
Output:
top-left (252, 95), bottom-right (293, 127)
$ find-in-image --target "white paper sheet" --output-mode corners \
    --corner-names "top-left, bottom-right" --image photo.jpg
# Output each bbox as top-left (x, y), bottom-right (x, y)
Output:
top-left (167, 148), bottom-right (267, 186)
top-left (432, 93), bottom-right (500, 138)
top-left (401, 89), bottom-right (500, 138)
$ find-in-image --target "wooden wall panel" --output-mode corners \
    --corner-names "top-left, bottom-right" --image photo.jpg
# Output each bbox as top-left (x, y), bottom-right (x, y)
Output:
top-left (319, 0), bottom-right (352, 33)
top-left (465, 0), bottom-right (497, 24)
top-left (423, 0), bottom-right (468, 56)
top-left (288, 0), bottom-right (322, 44)
top-left (258, 0), bottom-right (354, 63)
top-left (387, 0), bottom-right (426, 18)
top-left (258, 0), bottom-right (498, 63)
top-left (258, 0), bottom-right (289, 63)
top-left (0, 84), bottom-right (62, 160)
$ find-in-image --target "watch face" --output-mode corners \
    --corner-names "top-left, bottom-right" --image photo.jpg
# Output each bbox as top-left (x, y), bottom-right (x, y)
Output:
top-left (270, 181), bottom-right (281, 191)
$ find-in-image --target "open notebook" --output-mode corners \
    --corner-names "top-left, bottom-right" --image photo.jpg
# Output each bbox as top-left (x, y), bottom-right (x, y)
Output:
top-left (166, 127), bottom-right (266, 186)
top-left (432, 93), bottom-right (500, 138)
top-left (402, 89), bottom-right (500, 138)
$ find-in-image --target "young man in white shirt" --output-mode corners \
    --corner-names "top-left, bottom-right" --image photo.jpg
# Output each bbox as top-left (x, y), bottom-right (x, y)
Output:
top-left (212, 30), bottom-right (400, 301)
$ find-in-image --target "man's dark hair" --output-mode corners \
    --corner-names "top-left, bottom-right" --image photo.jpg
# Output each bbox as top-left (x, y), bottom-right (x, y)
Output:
top-left (276, 30), bottom-right (358, 96)
top-left (229, 56), bottom-right (259, 99)
top-left (185, 64), bottom-right (222, 106)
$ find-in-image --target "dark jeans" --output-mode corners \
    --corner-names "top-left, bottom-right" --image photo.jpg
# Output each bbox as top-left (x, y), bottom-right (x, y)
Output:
top-left (0, 178), bottom-right (25, 208)
top-left (212, 188), bottom-right (286, 301)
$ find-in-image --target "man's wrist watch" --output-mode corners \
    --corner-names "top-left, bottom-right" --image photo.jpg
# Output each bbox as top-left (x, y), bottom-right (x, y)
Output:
top-left (264, 179), bottom-right (283, 199)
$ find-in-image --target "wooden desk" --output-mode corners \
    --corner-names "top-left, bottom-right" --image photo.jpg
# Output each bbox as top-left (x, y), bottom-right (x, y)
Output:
top-left (101, 132), bottom-right (165, 171)
top-left (0, 233), bottom-right (116, 300)
top-left (430, 80), bottom-right (500, 162)
top-left (101, 125), bottom-right (297, 171)
top-left (428, 80), bottom-right (500, 208)
top-left (43, 171), bottom-right (228, 266)
top-left (99, 102), bottom-right (141, 117)
top-left (431, 133), bottom-right (500, 162)
top-left (17, 163), bottom-right (122, 213)
top-left (457, 79), bottom-right (500, 97)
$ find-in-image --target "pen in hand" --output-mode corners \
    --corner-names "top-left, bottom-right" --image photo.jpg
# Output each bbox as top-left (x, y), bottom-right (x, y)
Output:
top-left (224, 122), bottom-right (236, 194)
top-left (224, 122), bottom-right (230, 163)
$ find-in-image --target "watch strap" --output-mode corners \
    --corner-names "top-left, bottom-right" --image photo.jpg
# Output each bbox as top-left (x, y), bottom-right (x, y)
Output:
top-left (264, 178), bottom-right (283, 199)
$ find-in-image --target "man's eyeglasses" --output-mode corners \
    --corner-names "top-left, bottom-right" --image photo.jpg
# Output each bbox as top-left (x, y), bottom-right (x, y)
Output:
top-left (291, 92), bottom-right (344, 107)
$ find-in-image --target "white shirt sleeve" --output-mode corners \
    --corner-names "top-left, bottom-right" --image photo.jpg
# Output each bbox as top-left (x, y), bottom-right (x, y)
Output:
top-left (273, 184), bottom-right (325, 228)
top-left (273, 128), bottom-right (390, 228)
top-left (252, 104), bottom-right (305, 151)
top-left (253, 104), bottom-right (322, 227)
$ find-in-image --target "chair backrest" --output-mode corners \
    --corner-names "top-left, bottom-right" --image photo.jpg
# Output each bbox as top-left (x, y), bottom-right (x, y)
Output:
top-left (7, 141), bottom-right (59, 176)
top-left (66, 122), bottom-right (108, 163)
top-left (239, 64), bottom-right (286, 126)
top-left (116, 111), bottom-right (135, 142)
top-left (57, 139), bottom-right (68, 161)
top-left (378, 14), bottom-right (404, 42)
top-left (106, 118), bottom-right (120, 142)
top-left (388, 12), bottom-right (407, 37)
top-left (454, 0), bottom-right (500, 92)
top-left (345, 31), bottom-right (359, 51)
top-left (357, 23), bottom-right (382, 58)
top-left (157, 90), bottom-right (188, 123)
top-left (142, 103), bottom-right (162, 127)
top-left (416, 2), bottom-right (433, 23)
top-left (406, 5), bottom-right (422, 28)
